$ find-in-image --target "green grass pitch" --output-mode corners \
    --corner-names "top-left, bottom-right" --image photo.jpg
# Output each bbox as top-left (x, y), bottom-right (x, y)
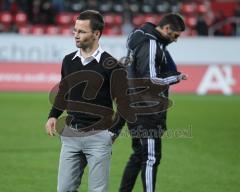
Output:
top-left (0, 93), bottom-right (239, 192)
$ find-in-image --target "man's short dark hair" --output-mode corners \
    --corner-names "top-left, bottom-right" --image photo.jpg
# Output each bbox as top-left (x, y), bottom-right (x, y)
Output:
top-left (158, 13), bottom-right (185, 32)
top-left (77, 10), bottom-right (104, 35)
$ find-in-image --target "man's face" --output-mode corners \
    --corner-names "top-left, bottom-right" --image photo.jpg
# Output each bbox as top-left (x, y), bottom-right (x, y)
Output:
top-left (73, 20), bottom-right (98, 49)
top-left (162, 25), bottom-right (182, 43)
top-left (166, 29), bottom-right (181, 43)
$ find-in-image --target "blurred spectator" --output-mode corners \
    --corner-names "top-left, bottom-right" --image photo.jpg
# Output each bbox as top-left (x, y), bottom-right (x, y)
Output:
top-left (122, 16), bottom-right (134, 35)
top-left (234, 2), bottom-right (240, 36)
top-left (52, 0), bottom-right (64, 12)
top-left (213, 10), bottom-right (235, 36)
top-left (212, 11), bottom-right (225, 36)
top-left (0, 23), bottom-right (4, 32)
top-left (9, 0), bottom-right (18, 15)
top-left (40, 0), bottom-right (56, 24)
top-left (195, 13), bottom-right (209, 36)
top-left (27, 0), bottom-right (56, 25)
top-left (1, 0), bottom-right (11, 10)
top-left (64, 0), bottom-right (85, 12)
top-left (9, 22), bottom-right (18, 33)
top-left (17, 0), bottom-right (28, 12)
top-left (235, 2), bottom-right (240, 17)
top-left (122, 1), bottom-right (133, 20)
top-left (121, 1), bottom-right (134, 35)
top-left (28, 0), bottom-right (41, 24)
top-left (86, 0), bottom-right (98, 10)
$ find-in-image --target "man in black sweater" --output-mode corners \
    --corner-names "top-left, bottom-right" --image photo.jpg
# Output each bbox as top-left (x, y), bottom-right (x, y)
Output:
top-left (119, 13), bottom-right (187, 192)
top-left (45, 10), bottom-right (124, 192)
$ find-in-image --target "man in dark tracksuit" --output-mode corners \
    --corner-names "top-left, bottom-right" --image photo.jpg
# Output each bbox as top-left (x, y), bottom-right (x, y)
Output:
top-left (119, 13), bottom-right (187, 192)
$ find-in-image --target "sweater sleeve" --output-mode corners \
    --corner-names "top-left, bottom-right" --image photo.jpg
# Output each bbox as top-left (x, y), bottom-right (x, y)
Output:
top-left (108, 114), bottom-right (126, 137)
top-left (48, 57), bottom-right (67, 119)
top-left (106, 60), bottom-right (126, 136)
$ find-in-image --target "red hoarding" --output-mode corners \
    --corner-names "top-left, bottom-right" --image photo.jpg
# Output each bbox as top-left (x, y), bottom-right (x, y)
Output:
top-left (0, 63), bottom-right (239, 94)
top-left (0, 63), bottom-right (60, 92)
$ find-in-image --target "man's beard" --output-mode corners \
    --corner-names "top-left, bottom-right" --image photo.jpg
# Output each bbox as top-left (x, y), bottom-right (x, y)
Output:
top-left (165, 32), bottom-right (174, 44)
top-left (76, 42), bottom-right (89, 49)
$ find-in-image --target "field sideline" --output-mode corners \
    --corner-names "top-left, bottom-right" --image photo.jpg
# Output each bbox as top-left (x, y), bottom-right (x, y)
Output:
top-left (0, 93), bottom-right (239, 192)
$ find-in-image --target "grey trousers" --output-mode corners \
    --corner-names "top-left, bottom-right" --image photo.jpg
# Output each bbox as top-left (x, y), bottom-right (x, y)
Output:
top-left (57, 130), bottom-right (112, 192)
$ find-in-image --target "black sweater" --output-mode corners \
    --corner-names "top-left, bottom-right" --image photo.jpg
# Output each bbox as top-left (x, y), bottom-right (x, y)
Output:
top-left (48, 50), bottom-right (124, 134)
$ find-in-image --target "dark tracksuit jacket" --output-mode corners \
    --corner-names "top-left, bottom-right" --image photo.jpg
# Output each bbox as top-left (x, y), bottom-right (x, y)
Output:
top-left (127, 22), bottom-right (183, 136)
top-left (119, 23), bottom-right (184, 192)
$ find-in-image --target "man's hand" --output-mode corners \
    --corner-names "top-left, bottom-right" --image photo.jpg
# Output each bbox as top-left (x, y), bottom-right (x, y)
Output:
top-left (180, 73), bottom-right (188, 80)
top-left (45, 117), bottom-right (57, 136)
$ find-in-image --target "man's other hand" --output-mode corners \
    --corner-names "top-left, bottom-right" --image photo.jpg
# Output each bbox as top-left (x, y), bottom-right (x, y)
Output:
top-left (45, 117), bottom-right (57, 136)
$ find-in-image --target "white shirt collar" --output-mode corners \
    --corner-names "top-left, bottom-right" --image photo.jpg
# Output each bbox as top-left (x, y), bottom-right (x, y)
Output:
top-left (72, 45), bottom-right (104, 66)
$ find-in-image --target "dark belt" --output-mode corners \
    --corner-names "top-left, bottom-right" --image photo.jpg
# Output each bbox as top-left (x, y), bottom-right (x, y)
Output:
top-left (68, 125), bottom-right (107, 137)
top-left (68, 123), bottom-right (101, 133)
top-left (69, 123), bottom-right (84, 130)
top-left (67, 124), bottom-right (93, 134)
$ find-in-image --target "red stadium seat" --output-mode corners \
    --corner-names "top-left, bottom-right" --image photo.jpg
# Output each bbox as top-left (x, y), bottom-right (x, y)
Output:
top-left (196, 4), bottom-right (207, 14)
top-left (0, 12), bottom-right (13, 31)
top-left (211, 1), bottom-right (236, 17)
top-left (181, 3), bottom-right (197, 15)
top-left (72, 13), bottom-right (79, 23)
top-left (185, 16), bottom-right (197, 28)
top-left (103, 26), bottom-right (122, 35)
top-left (59, 26), bottom-right (73, 35)
top-left (133, 14), bottom-right (144, 27)
top-left (155, 15), bottom-right (163, 23)
top-left (30, 25), bottom-right (45, 35)
top-left (14, 12), bottom-right (27, 27)
top-left (189, 29), bottom-right (197, 36)
top-left (18, 25), bottom-right (31, 35)
top-left (114, 14), bottom-right (123, 25)
top-left (110, 26), bottom-right (122, 35)
top-left (143, 14), bottom-right (157, 25)
top-left (222, 24), bottom-right (234, 36)
top-left (0, 12), bottom-right (12, 25)
top-left (56, 12), bottom-right (73, 26)
top-left (102, 26), bottom-right (111, 35)
top-left (182, 28), bottom-right (197, 37)
top-left (45, 25), bottom-right (59, 35)
top-left (104, 13), bottom-right (115, 26)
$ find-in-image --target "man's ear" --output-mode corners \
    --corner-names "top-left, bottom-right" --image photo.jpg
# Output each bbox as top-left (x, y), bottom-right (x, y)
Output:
top-left (163, 24), bottom-right (171, 32)
top-left (94, 30), bottom-right (101, 39)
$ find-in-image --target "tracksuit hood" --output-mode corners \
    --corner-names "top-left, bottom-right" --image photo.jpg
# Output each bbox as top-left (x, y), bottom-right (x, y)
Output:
top-left (127, 22), bottom-right (170, 50)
